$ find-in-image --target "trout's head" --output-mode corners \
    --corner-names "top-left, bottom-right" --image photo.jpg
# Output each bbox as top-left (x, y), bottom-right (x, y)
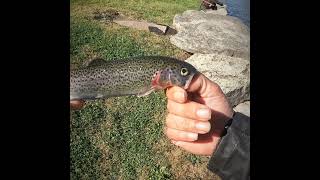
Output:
top-left (155, 60), bottom-right (198, 89)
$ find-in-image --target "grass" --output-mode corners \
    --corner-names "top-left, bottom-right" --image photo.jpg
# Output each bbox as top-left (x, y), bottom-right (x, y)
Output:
top-left (71, 0), bottom-right (200, 24)
top-left (70, 0), bottom-right (219, 179)
top-left (71, 94), bottom-right (171, 179)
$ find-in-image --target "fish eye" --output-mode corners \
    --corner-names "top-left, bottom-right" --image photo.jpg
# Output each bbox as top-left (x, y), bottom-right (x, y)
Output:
top-left (180, 68), bottom-right (189, 76)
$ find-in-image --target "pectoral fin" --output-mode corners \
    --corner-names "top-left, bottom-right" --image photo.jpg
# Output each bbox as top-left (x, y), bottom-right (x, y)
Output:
top-left (136, 87), bottom-right (156, 97)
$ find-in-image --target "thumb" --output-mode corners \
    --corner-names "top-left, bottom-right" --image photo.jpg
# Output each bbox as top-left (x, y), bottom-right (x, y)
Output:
top-left (187, 73), bottom-right (224, 98)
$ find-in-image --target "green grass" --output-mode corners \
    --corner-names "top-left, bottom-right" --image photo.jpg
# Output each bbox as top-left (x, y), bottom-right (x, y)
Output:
top-left (70, 18), bottom-right (148, 67)
top-left (71, 0), bottom-right (217, 179)
top-left (71, 94), bottom-right (172, 179)
top-left (70, 17), bottom-right (184, 68)
top-left (71, 0), bottom-right (199, 24)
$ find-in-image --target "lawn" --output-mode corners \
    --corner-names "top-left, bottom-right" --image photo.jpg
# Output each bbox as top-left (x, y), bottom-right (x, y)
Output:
top-left (70, 0), bottom-right (219, 179)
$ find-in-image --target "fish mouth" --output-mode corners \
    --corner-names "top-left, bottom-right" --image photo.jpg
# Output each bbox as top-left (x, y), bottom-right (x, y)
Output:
top-left (183, 74), bottom-right (195, 89)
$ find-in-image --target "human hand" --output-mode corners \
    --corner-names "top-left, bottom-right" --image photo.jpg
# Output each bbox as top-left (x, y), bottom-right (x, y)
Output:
top-left (165, 73), bottom-right (234, 155)
top-left (70, 100), bottom-right (85, 110)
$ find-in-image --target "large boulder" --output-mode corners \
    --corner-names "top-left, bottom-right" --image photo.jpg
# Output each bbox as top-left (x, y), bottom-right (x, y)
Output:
top-left (186, 53), bottom-right (250, 107)
top-left (204, 7), bottom-right (228, 16)
top-left (170, 10), bottom-right (250, 59)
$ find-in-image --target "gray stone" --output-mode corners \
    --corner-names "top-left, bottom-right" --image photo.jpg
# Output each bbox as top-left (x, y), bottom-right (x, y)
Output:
top-left (201, 4), bottom-right (228, 16)
top-left (186, 53), bottom-right (250, 107)
top-left (233, 101), bottom-right (250, 117)
top-left (170, 10), bottom-right (250, 59)
top-left (113, 19), bottom-right (168, 35)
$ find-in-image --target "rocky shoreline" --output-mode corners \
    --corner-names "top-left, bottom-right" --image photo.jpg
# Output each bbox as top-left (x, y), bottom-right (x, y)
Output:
top-left (170, 6), bottom-right (250, 116)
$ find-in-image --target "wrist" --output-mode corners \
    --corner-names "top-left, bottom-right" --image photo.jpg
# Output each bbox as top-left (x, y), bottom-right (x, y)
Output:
top-left (210, 115), bottom-right (234, 157)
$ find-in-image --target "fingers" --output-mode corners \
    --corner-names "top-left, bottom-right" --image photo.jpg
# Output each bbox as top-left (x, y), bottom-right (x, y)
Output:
top-left (167, 99), bottom-right (211, 121)
top-left (165, 127), bottom-right (198, 141)
top-left (164, 73), bottom-right (233, 155)
top-left (166, 113), bottom-right (211, 134)
top-left (170, 137), bottom-right (221, 155)
top-left (70, 100), bottom-right (85, 110)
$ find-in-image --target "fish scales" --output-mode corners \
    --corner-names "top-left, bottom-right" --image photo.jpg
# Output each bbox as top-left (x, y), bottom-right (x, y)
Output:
top-left (70, 56), bottom-right (198, 100)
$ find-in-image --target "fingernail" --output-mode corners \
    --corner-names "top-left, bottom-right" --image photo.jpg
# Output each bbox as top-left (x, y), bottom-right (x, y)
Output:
top-left (174, 91), bottom-right (185, 101)
top-left (196, 108), bottom-right (211, 119)
top-left (187, 133), bottom-right (198, 140)
top-left (196, 122), bottom-right (211, 132)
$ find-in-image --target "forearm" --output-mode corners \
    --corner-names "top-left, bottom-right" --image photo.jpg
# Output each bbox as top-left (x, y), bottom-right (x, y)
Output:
top-left (208, 112), bottom-right (250, 180)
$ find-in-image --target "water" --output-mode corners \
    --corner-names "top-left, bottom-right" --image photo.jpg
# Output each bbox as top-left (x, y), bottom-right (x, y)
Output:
top-left (220, 0), bottom-right (250, 27)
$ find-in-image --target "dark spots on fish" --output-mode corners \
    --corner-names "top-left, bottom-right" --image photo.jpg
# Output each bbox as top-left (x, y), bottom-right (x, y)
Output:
top-left (71, 56), bottom-right (197, 100)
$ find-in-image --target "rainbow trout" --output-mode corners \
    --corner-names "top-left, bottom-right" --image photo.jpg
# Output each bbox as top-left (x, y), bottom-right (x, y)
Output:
top-left (70, 56), bottom-right (198, 100)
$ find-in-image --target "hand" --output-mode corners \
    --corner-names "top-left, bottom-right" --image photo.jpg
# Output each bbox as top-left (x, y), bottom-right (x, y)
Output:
top-left (165, 73), bottom-right (234, 155)
top-left (70, 100), bottom-right (85, 110)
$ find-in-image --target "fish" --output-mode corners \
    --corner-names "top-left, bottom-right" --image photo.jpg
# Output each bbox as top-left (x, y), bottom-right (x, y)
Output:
top-left (70, 56), bottom-right (198, 101)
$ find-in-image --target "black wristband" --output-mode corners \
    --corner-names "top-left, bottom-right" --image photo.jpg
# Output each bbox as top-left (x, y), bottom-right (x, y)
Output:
top-left (221, 114), bottom-right (234, 136)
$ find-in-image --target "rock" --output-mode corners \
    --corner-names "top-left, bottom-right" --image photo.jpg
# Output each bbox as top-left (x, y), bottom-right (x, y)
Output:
top-left (185, 53), bottom-right (250, 107)
top-left (201, 4), bottom-right (228, 16)
top-left (233, 101), bottom-right (250, 117)
top-left (200, 0), bottom-right (226, 11)
top-left (113, 19), bottom-right (168, 35)
top-left (203, 7), bottom-right (228, 16)
top-left (170, 10), bottom-right (250, 59)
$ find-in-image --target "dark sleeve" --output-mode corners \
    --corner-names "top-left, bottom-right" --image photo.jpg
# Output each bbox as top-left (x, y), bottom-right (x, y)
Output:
top-left (207, 112), bottom-right (250, 180)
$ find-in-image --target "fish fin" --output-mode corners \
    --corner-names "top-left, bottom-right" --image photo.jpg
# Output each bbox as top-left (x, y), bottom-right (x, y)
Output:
top-left (85, 58), bottom-right (108, 67)
top-left (136, 87), bottom-right (156, 97)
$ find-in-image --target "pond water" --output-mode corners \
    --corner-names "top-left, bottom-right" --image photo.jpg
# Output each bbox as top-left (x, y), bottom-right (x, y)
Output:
top-left (221, 0), bottom-right (250, 27)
